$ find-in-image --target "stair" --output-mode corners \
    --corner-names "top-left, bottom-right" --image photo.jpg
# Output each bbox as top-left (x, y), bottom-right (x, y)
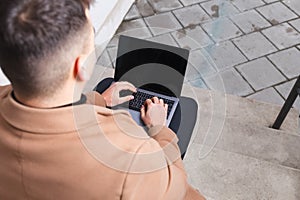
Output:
top-left (181, 85), bottom-right (300, 200)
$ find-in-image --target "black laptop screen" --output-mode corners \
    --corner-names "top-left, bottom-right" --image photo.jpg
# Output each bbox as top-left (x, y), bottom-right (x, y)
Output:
top-left (114, 36), bottom-right (189, 97)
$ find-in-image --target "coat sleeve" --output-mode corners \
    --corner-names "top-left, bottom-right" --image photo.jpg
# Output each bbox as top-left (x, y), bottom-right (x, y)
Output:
top-left (121, 126), bottom-right (206, 200)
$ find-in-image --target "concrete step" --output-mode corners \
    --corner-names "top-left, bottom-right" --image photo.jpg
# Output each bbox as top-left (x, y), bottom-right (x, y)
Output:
top-left (181, 85), bottom-right (300, 200)
top-left (182, 85), bottom-right (300, 169)
top-left (182, 84), bottom-right (299, 135)
top-left (184, 144), bottom-right (300, 200)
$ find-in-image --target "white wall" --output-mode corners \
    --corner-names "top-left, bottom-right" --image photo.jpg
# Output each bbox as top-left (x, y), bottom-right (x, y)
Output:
top-left (92, 0), bottom-right (134, 57)
top-left (0, 0), bottom-right (134, 86)
top-left (0, 68), bottom-right (9, 86)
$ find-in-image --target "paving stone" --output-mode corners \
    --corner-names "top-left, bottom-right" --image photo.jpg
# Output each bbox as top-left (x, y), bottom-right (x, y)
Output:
top-left (96, 50), bottom-right (113, 68)
top-left (107, 35), bottom-right (119, 47)
top-left (180, 0), bottom-right (207, 6)
top-left (148, 0), bottom-right (183, 12)
top-left (230, 0), bottom-right (265, 11)
top-left (171, 26), bottom-right (214, 50)
top-left (106, 47), bottom-right (118, 68)
top-left (188, 78), bottom-right (208, 88)
top-left (276, 79), bottom-right (298, 98)
top-left (268, 47), bottom-right (300, 79)
top-left (136, 0), bottom-right (155, 17)
top-left (289, 18), bottom-right (300, 32)
top-left (184, 64), bottom-right (203, 82)
top-left (144, 12), bottom-right (182, 36)
top-left (202, 18), bottom-right (243, 42)
top-left (275, 79), bottom-right (300, 112)
top-left (204, 68), bottom-right (254, 96)
top-left (200, 0), bottom-right (240, 18)
top-left (233, 32), bottom-right (277, 60)
top-left (173, 5), bottom-right (210, 27)
top-left (98, 66), bottom-right (115, 80)
top-left (184, 144), bottom-right (300, 200)
top-left (262, 23), bottom-right (300, 50)
top-left (257, 2), bottom-right (298, 25)
top-left (188, 49), bottom-right (216, 77)
top-left (124, 4), bottom-right (141, 21)
top-left (203, 41), bottom-right (247, 70)
top-left (230, 10), bottom-right (271, 33)
top-left (116, 18), bottom-right (152, 39)
top-left (247, 87), bottom-right (285, 105)
top-left (236, 57), bottom-right (286, 91)
top-left (283, 0), bottom-right (300, 15)
top-left (263, 0), bottom-right (278, 3)
top-left (146, 33), bottom-right (179, 47)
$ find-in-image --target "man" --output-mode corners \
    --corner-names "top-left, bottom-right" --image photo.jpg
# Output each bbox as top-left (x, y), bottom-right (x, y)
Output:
top-left (0, 0), bottom-right (205, 199)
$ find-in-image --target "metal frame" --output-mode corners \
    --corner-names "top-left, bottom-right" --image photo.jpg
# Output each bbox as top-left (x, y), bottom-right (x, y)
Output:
top-left (272, 76), bottom-right (300, 130)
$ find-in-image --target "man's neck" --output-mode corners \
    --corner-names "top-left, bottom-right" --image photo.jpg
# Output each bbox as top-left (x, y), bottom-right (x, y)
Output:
top-left (13, 89), bottom-right (83, 109)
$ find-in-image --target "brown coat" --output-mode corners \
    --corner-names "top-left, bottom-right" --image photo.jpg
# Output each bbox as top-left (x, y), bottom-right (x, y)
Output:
top-left (0, 85), bottom-right (205, 200)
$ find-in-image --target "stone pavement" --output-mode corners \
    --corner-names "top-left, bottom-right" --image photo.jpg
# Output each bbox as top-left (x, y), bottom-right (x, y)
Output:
top-left (96, 0), bottom-right (300, 112)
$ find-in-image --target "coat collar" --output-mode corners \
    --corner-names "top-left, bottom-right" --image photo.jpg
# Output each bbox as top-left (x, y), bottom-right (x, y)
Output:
top-left (0, 89), bottom-right (129, 134)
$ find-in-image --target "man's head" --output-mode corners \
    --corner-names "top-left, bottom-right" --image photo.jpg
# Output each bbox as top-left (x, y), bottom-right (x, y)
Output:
top-left (0, 0), bottom-right (95, 100)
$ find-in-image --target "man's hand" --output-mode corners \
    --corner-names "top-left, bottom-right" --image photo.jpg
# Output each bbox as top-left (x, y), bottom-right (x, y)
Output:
top-left (140, 97), bottom-right (168, 128)
top-left (102, 81), bottom-right (137, 107)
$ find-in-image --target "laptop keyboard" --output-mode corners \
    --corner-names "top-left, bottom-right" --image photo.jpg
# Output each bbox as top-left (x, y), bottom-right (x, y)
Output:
top-left (129, 91), bottom-right (175, 118)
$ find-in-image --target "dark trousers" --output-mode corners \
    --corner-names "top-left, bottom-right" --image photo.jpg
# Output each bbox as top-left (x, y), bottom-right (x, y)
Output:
top-left (95, 78), bottom-right (198, 159)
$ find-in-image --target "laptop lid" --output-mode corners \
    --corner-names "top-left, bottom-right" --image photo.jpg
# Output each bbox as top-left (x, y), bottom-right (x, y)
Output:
top-left (114, 35), bottom-right (189, 98)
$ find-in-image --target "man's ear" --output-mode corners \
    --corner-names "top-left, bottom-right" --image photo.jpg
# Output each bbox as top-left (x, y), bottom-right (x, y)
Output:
top-left (73, 56), bottom-right (90, 81)
top-left (74, 56), bottom-right (90, 81)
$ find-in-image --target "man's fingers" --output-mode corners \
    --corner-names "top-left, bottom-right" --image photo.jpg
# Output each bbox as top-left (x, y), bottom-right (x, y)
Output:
top-left (117, 82), bottom-right (137, 93)
top-left (159, 99), bottom-right (164, 105)
top-left (145, 99), bottom-right (152, 106)
top-left (152, 97), bottom-right (159, 104)
top-left (140, 105), bottom-right (145, 119)
top-left (164, 103), bottom-right (168, 110)
top-left (164, 104), bottom-right (168, 115)
top-left (118, 95), bottom-right (134, 104)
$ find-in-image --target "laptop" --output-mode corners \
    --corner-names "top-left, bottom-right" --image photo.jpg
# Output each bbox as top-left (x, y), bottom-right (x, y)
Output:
top-left (114, 35), bottom-right (189, 127)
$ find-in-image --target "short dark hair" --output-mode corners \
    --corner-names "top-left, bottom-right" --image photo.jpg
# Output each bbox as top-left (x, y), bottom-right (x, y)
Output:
top-left (0, 0), bottom-right (94, 98)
